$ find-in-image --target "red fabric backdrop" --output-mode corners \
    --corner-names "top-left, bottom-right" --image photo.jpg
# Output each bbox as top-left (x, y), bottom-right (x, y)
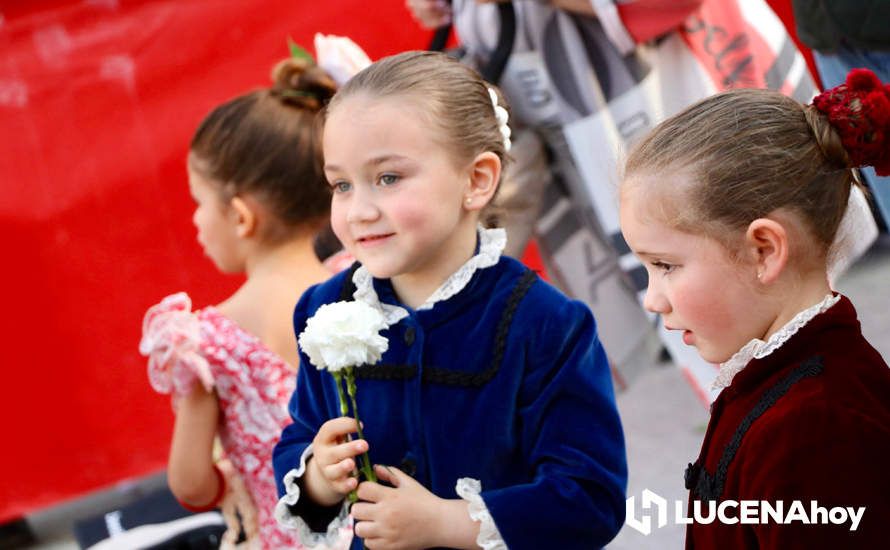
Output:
top-left (0, 0), bottom-right (807, 522)
top-left (0, 0), bottom-right (434, 522)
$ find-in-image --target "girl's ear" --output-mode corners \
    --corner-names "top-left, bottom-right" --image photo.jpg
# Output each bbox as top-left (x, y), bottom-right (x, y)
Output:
top-left (230, 196), bottom-right (258, 239)
top-left (463, 152), bottom-right (501, 211)
top-left (745, 217), bottom-right (788, 284)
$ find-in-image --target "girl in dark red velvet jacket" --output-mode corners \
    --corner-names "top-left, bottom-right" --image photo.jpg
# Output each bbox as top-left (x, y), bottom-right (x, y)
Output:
top-left (619, 68), bottom-right (890, 549)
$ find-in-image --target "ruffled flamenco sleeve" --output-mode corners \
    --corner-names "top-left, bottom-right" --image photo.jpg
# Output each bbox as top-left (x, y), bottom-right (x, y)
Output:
top-left (139, 292), bottom-right (215, 396)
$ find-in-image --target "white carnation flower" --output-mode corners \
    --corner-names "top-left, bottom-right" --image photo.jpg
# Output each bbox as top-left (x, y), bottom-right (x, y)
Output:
top-left (298, 301), bottom-right (388, 372)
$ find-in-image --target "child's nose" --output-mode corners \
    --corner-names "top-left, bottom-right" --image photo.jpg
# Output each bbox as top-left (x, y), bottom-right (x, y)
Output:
top-left (643, 281), bottom-right (670, 314)
top-left (346, 189), bottom-right (380, 223)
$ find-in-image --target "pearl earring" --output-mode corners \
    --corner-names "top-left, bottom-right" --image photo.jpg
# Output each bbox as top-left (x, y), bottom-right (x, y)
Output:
top-left (465, 197), bottom-right (473, 205)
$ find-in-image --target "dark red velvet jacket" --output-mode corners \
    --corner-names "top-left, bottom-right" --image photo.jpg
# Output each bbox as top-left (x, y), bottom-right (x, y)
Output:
top-left (685, 295), bottom-right (890, 549)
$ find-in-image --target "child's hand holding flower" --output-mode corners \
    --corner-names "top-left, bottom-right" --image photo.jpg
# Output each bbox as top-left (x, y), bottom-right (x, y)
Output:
top-left (299, 301), bottom-right (388, 503)
top-left (306, 417), bottom-right (371, 506)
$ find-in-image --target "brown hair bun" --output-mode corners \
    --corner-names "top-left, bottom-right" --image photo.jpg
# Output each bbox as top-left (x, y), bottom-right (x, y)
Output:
top-left (270, 58), bottom-right (337, 111)
top-left (189, 57), bottom-right (336, 243)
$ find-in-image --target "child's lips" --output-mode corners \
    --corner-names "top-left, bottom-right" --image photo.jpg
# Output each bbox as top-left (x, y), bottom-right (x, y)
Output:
top-left (356, 233), bottom-right (395, 247)
top-left (666, 325), bottom-right (694, 346)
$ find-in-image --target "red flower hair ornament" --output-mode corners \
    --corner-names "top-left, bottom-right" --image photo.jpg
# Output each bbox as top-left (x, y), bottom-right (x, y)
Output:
top-left (812, 68), bottom-right (890, 176)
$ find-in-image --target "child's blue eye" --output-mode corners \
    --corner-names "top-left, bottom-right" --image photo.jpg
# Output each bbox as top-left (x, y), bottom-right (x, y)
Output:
top-left (379, 174), bottom-right (399, 186)
top-left (333, 181), bottom-right (352, 193)
top-left (652, 261), bottom-right (676, 274)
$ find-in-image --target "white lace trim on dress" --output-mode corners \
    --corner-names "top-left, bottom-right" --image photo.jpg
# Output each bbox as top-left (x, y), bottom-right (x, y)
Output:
top-left (352, 226), bottom-right (507, 326)
top-left (274, 445), bottom-right (352, 548)
top-left (712, 294), bottom-right (840, 391)
top-left (455, 478), bottom-right (507, 550)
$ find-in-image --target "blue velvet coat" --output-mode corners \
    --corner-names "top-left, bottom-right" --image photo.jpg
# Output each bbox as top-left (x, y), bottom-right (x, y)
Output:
top-left (274, 256), bottom-right (627, 549)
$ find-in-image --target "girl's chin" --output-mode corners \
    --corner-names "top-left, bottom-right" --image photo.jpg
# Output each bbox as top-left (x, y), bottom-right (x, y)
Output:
top-left (356, 259), bottom-right (400, 280)
top-left (209, 254), bottom-right (245, 274)
top-left (696, 347), bottom-right (734, 365)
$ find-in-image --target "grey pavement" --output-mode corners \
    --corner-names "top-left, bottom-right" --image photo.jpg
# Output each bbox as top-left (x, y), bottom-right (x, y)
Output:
top-left (20, 239), bottom-right (890, 550)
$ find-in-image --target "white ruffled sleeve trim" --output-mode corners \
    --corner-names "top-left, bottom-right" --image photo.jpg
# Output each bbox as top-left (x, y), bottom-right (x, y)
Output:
top-left (352, 226), bottom-right (507, 322)
top-left (456, 478), bottom-right (507, 550)
top-left (712, 294), bottom-right (841, 391)
top-left (589, 0), bottom-right (636, 55)
top-left (139, 292), bottom-right (215, 396)
top-left (274, 445), bottom-right (353, 549)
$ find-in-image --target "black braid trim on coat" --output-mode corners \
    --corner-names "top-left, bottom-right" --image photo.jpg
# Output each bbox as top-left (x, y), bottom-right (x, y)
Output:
top-left (353, 363), bottom-right (417, 380)
top-left (345, 268), bottom-right (538, 388)
top-left (421, 270), bottom-right (537, 387)
top-left (685, 356), bottom-right (824, 501)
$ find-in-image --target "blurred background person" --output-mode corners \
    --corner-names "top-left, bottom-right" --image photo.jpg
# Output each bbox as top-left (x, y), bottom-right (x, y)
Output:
top-left (139, 55), bottom-right (348, 548)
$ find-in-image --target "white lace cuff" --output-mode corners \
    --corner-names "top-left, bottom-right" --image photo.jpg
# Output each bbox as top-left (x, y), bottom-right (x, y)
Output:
top-left (274, 445), bottom-right (353, 549)
top-left (589, 0), bottom-right (636, 55)
top-left (456, 478), bottom-right (507, 550)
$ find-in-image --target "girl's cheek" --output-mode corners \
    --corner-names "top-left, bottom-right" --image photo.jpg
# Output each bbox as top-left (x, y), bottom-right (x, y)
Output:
top-left (329, 204), bottom-right (350, 243)
top-left (391, 199), bottom-right (432, 229)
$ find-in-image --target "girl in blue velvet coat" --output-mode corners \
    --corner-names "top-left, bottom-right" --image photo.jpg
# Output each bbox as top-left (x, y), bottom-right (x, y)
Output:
top-left (273, 50), bottom-right (627, 550)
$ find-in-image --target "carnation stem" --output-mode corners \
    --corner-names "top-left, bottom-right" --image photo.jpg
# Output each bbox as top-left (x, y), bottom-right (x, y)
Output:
top-left (332, 371), bottom-right (350, 418)
top-left (332, 371), bottom-right (359, 503)
top-left (345, 366), bottom-right (377, 483)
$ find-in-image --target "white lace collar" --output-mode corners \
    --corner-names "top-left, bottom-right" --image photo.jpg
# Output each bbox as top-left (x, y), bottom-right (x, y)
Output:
top-left (352, 226), bottom-right (507, 326)
top-left (711, 294), bottom-right (840, 391)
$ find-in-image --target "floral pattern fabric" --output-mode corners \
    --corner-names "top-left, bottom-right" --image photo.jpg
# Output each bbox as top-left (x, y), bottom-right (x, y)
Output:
top-left (140, 292), bottom-right (307, 549)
